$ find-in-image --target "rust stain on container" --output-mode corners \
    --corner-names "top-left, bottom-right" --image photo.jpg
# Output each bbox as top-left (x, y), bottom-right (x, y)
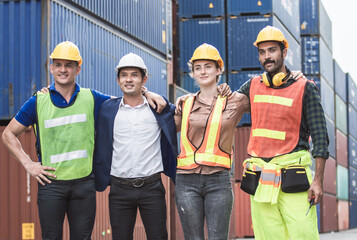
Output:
top-left (336, 129), bottom-right (348, 167)
top-left (338, 200), bottom-right (349, 231)
top-left (234, 127), bottom-right (251, 181)
top-left (320, 193), bottom-right (338, 233)
top-left (323, 157), bottom-right (337, 195)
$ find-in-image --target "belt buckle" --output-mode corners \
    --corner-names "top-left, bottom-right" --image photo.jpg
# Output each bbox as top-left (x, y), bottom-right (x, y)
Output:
top-left (132, 178), bottom-right (144, 188)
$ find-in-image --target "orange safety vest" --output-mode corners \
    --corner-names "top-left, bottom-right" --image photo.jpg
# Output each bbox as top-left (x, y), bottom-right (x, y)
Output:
top-left (247, 76), bottom-right (307, 158)
top-left (177, 95), bottom-right (231, 170)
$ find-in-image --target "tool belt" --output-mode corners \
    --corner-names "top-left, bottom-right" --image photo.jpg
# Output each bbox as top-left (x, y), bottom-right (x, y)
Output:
top-left (240, 170), bottom-right (261, 195)
top-left (281, 165), bottom-right (310, 193)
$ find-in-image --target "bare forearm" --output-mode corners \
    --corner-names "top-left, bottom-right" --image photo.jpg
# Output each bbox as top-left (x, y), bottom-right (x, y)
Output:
top-left (314, 156), bottom-right (326, 184)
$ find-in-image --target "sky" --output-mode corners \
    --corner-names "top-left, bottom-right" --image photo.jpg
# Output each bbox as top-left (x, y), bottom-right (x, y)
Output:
top-left (321, 0), bottom-right (357, 83)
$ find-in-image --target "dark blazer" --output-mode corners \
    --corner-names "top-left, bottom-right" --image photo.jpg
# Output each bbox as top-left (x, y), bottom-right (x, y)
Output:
top-left (93, 96), bottom-right (178, 192)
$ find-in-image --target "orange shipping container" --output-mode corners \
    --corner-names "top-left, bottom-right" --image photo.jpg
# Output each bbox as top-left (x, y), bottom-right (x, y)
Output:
top-left (323, 157), bottom-right (337, 195)
top-left (234, 127), bottom-right (251, 181)
top-left (320, 193), bottom-right (338, 233)
top-left (336, 129), bottom-right (348, 167)
top-left (338, 200), bottom-right (349, 231)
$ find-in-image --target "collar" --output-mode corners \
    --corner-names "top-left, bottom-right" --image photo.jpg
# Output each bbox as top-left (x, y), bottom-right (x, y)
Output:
top-left (49, 82), bottom-right (81, 94)
top-left (119, 96), bottom-right (148, 109)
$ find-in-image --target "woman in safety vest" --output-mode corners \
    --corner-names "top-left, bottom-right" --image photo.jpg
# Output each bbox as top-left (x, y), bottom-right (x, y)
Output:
top-left (174, 43), bottom-right (250, 239)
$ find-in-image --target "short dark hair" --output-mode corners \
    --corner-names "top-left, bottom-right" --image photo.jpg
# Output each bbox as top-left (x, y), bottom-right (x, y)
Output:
top-left (117, 68), bottom-right (146, 78)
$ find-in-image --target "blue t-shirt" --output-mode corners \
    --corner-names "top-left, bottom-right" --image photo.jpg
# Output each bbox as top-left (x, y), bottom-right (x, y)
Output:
top-left (15, 82), bottom-right (110, 127)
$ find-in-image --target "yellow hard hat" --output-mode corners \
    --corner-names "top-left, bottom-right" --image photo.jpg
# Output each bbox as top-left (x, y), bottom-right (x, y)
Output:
top-left (189, 43), bottom-right (224, 69)
top-left (253, 26), bottom-right (289, 49)
top-left (50, 41), bottom-right (83, 66)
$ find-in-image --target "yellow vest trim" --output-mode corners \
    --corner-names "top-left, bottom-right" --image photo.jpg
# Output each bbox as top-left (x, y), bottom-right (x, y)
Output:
top-left (252, 128), bottom-right (286, 140)
top-left (253, 95), bottom-right (293, 107)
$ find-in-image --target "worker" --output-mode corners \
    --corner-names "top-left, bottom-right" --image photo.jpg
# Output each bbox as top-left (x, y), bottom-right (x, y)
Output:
top-left (1, 42), bottom-right (166, 239)
top-left (93, 53), bottom-right (178, 240)
top-left (174, 43), bottom-right (250, 239)
top-left (238, 26), bottom-right (329, 239)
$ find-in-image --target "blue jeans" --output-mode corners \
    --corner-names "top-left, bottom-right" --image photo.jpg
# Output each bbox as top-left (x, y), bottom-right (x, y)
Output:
top-left (175, 170), bottom-right (233, 240)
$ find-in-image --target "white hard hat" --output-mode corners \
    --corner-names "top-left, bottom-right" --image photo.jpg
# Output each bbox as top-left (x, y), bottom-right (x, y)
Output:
top-left (115, 53), bottom-right (148, 76)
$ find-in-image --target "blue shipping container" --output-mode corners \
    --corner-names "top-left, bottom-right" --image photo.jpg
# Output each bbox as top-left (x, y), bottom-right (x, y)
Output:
top-left (51, 1), bottom-right (168, 97)
top-left (300, 0), bottom-right (332, 51)
top-left (350, 198), bottom-right (357, 228)
top-left (321, 77), bottom-right (335, 122)
top-left (228, 71), bottom-right (263, 92)
top-left (179, 73), bottom-right (227, 93)
top-left (349, 104), bottom-right (357, 140)
top-left (179, 17), bottom-right (226, 73)
top-left (349, 167), bottom-right (357, 199)
top-left (347, 73), bottom-right (357, 110)
top-left (67, 0), bottom-right (170, 54)
top-left (227, 15), bottom-right (301, 71)
top-left (301, 37), bottom-right (333, 88)
top-left (0, 0), bottom-right (44, 119)
top-left (334, 60), bottom-right (346, 102)
top-left (325, 115), bottom-right (336, 158)
top-left (178, 0), bottom-right (225, 18)
top-left (227, 0), bottom-right (300, 42)
top-left (349, 135), bottom-right (357, 169)
top-left (306, 75), bottom-right (321, 90)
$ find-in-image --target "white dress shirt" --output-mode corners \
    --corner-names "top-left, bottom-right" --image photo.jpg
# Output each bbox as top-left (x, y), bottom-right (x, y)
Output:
top-left (110, 97), bottom-right (163, 178)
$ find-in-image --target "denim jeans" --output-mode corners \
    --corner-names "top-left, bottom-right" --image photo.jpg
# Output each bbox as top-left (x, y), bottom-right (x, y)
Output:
top-left (37, 175), bottom-right (96, 240)
top-left (175, 170), bottom-right (233, 240)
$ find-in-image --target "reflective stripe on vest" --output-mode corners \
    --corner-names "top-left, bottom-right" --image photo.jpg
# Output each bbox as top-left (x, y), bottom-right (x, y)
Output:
top-left (36, 88), bottom-right (95, 180)
top-left (177, 96), bottom-right (231, 169)
top-left (247, 76), bottom-right (307, 158)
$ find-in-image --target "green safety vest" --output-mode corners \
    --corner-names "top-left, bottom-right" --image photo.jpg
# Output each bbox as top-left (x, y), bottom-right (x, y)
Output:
top-left (35, 88), bottom-right (95, 180)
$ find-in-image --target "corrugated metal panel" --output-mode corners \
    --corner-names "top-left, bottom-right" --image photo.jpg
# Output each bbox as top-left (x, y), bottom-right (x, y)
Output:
top-left (234, 127), bottom-right (251, 181)
top-left (349, 167), bottom-right (357, 199)
top-left (50, 0), bottom-right (167, 96)
top-left (323, 157), bottom-right (336, 195)
top-left (177, 0), bottom-right (225, 18)
top-left (299, 0), bottom-right (332, 51)
top-left (0, 126), bottom-right (42, 239)
top-left (335, 95), bottom-right (348, 135)
top-left (228, 71), bottom-right (263, 92)
top-left (349, 136), bottom-right (357, 169)
top-left (227, 0), bottom-right (300, 42)
top-left (338, 200), bottom-right (349, 231)
top-left (336, 129), bottom-right (348, 167)
top-left (179, 73), bottom-right (227, 93)
top-left (337, 165), bottom-right (349, 200)
top-left (349, 198), bottom-right (357, 228)
top-left (320, 193), bottom-right (338, 233)
top-left (234, 182), bottom-right (254, 238)
top-left (67, 0), bottom-right (168, 54)
top-left (227, 15), bottom-right (301, 71)
top-left (301, 37), bottom-right (333, 87)
top-left (179, 17), bottom-right (226, 73)
top-left (334, 60), bottom-right (346, 102)
top-left (325, 115), bottom-right (336, 158)
top-left (320, 77), bottom-right (335, 122)
top-left (348, 104), bottom-right (357, 140)
top-left (347, 74), bottom-right (357, 109)
top-left (0, 0), bottom-right (44, 120)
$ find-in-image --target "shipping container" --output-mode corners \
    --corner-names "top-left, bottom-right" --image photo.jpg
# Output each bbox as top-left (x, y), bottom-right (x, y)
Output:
top-left (227, 0), bottom-right (300, 42)
top-left (320, 193), bottom-right (338, 233)
top-left (323, 157), bottom-right (336, 195)
top-left (336, 129), bottom-right (348, 167)
top-left (301, 37), bottom-right (334, 87)
top-left (228, 71), bottom-right (263, 92)
top-left (0, 0), bottom-right (45, 120)
top-left (348, 104), bottom-right (357, 140)
top-left (335, 95), bottom-right (348, 135)
top-left (179, 17), bottom-right (226, 73)
top-left (177, 0), bottom-right (225, 18)
top-left (320, 77), bottom-right (335, 122)
top-left (227, 15), bottom-right (301, 71)
top-left (50, 0), bottom-right (168, 97)
top-left (347, 73), bottom-right (357, 110)
top-left (316, 203), bottom-right (321, 232)
top-left (234, 182), bottom-right (255, 238)
top-left (66, 0), bottom-right (170, 54)
top-left (325, 115), bottom-right (336, 159)
top-left (179, 73), bottom-right (227, 93)
top-left (349, 136), bottom-right (357, 169)
top-left (349, 198), bottom-right (357, 228)
top-left (334, 60), bottom-right (346, 102)
top-left (306, 75), bottom-right (321, 90)
top-left (337, 200), bottom-right (349, 231)
top-left (299, 0), bottom-right (332, 51)
top-left (349, 167), bottom-right (357, 199)
top-left (337, 165), bottom-right (349, 200)
top-left (234, 127), bottom-right (251, 181)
